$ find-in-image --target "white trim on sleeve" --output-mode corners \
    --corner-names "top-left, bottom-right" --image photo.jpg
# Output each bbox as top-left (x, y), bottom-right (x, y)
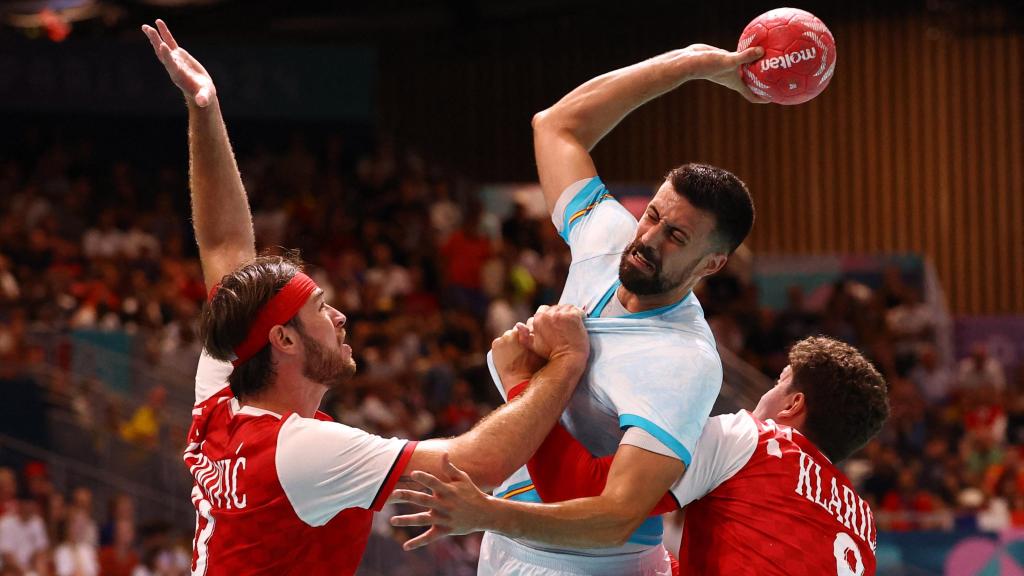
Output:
top-left (669, 412), bottom-right (758, 507)
top-left (620, 426), bottom-right (677, 460)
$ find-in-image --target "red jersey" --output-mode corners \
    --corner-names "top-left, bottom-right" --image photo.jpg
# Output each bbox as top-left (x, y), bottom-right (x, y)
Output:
top-left (186, 354), bottom-right (416, 576)
top-left (676, 412), bottom-right (876, 575)
top-left (528, 411), bottom-right (876, 576)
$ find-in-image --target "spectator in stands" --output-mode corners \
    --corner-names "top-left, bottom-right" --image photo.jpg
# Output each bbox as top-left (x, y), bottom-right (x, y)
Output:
top-left (119, 386), bottom-right (166, 448)
top-left (959, 343), bottom-right (1007, 393)
top-left (440, 202), bottom-right (492, 317)
top-left (0, 500), bottom-right (49, 571)
top-left (99, 495), bottom-right (134, 548)
top-left (98, 519), bottom-right (138, 576)
top-left (53, 509), bottom-right (99, 576)
top-left (68, 488), bottom-right (98, 548)
top-left (0, 469), bottom-right (16, 517)
top-left (909, 344), bottom-right (955, 404)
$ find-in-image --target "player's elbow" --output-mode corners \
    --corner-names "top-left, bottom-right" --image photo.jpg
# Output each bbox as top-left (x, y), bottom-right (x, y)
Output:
top-left (531, 109), bottom-right (553, 133)
top-left (599, 499), bottom-right (651, 547)
top-left (532, 107), bottom-right (572, 133)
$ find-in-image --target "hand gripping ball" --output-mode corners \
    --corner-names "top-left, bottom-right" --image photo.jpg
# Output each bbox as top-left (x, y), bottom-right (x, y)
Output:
top-left (738, 7), bottom-right (837, 105)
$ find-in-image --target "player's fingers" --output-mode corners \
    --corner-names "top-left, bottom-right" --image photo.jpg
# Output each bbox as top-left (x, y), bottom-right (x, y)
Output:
top-left (439, 453), bottom-right (455, 481)
top-left (389, 511), bottom-right (435, 527)
top-left (155, 19), bottom-right (179, 50)
top-left (443, 456), bottom-right (471, 482)
top-left (514, 323), bottom-right (533, 348)
top-left (403, 525), bottom-right (452, 551)
top-left (734, 46), bottom-right (764, 64)
top-left (141, 25), bottom-right (163, 53)
top-left (156, 43), bottom-right (176, 69)
top-left (410, 471), bottom-right (453, 496)
top-left (390, 489), bottom-right (435, 508)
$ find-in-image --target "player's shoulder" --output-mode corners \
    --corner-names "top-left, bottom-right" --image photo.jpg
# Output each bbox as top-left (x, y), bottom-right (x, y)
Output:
top-left (702, 412), bottom-right (759, 450)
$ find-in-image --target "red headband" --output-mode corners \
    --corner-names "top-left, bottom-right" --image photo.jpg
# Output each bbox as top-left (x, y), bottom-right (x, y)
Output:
top-left (213, 272), bottom-right (319, 367)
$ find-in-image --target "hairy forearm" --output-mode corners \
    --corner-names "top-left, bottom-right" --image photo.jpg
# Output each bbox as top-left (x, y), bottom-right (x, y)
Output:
top-left (444, 352), bottom-right (587, 490)
top-left (486, 494), bottom-right (641, 548)
top-left (535, 49), bottom-right (700, 151)
top-left (187, 99), bottom-right (256, 287)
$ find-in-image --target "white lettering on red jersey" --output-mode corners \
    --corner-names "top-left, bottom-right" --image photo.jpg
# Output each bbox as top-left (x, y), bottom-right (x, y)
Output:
top-left (672, 411), bottom-right (876, 576)
top-left (186, 353), bottom-right (416, 575)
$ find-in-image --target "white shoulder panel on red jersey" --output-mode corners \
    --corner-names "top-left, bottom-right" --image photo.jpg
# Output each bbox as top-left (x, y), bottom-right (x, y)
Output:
top-left (670, 411), bottom-right (758, 506)
top-left (275, 414), bottom-right (407, 526)
top-left (195, 351), bottom-right (233, 406)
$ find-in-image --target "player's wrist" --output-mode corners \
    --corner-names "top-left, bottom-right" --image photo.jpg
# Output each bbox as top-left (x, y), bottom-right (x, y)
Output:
top-left (186, 91), bottom-right (219, 112)
top-left (507, 380), bottom-right (531, 400)
top-left (547, 347), bottom-right (589, 369)
top-left (483, 496), bottom-right (518, 536)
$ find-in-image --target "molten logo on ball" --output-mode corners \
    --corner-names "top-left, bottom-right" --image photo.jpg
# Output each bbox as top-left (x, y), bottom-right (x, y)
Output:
top-left (761, 47), bottom-right (817, 71)
top-left (738, 7), bottom-right (837, 105)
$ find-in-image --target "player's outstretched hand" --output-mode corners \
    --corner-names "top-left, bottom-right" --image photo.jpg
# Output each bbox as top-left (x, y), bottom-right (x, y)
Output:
top-left (141, 19), bottom-right (216, 107)
top-left (492, 326), bottom-right (546, 396)
top-left (390, 453), bottom-right (493, 550)
top-left (516, 304), bottom-right (589, 362)
top-left (683, 44), bottom-right (768, 104)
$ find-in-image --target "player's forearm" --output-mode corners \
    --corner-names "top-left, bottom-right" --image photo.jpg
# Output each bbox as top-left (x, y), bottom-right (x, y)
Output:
top-left (187, 99), bottom-right (256, 288)
top-left (533, 49), bottom-right (700, 152)
top-left (446, 352), bottom-right (587, 489)
top-left (486, 493), bottom-right (643, 549)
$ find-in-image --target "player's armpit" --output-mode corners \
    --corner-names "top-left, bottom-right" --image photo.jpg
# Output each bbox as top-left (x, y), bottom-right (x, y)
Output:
top-left (528, 423), bottom-right (679, 516)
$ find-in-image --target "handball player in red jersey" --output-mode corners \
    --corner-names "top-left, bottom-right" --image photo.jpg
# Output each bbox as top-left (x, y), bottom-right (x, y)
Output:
top-left (142, 20), bottom-right (593, 576)
top-left (392, 336), bottom-right (889, 576)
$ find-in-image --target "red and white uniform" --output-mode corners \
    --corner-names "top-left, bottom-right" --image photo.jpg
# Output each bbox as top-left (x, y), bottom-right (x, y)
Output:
top-left (673, 411), bottom-right (876, 576)
top-left (186, 354), bottom-right (416, 576)
top-left (528, 411), bottom-right (876, 576)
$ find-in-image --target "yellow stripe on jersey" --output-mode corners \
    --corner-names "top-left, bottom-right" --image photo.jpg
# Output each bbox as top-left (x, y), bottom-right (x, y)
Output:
top-left (501, 483), bottom-right (536, 500)
top-left (567, 193), bottom-right (612, 227)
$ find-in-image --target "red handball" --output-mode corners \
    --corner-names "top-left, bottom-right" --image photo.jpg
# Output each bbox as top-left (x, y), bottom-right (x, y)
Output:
top-left (738, 7), bottom-right (836, 105)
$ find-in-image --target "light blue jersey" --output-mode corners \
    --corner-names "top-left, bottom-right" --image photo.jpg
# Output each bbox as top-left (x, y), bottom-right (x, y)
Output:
top-left (483, 177), bottom-right (723, 562)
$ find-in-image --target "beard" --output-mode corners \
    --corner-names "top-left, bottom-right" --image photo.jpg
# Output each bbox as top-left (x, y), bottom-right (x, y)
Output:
top-left (618, 239), bottom-right (699, 296)
top-left (297, 329), bottom-right (356, 388)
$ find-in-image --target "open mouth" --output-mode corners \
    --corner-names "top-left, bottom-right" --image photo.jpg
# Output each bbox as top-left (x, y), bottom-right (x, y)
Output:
top-left (629, 249), bottom-right (657, 274)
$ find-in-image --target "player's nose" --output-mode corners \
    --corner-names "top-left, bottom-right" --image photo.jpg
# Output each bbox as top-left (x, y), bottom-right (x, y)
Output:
top-left (328, 306), bottom-right (346, 328)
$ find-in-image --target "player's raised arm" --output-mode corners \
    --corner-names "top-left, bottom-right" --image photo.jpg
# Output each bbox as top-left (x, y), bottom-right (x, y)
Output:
top-left (142, 20), bottom-right (255, 292)
top-left (532, 44), bottom-right (765, 213)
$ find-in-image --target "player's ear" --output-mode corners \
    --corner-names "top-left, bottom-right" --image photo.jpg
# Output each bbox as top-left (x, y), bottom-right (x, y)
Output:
top-left (699, 252), bottom-right (728, 278)
top-left (268, 324), bottom-right (300, 356)
top-left (779, 391), bottom-right (806, 420)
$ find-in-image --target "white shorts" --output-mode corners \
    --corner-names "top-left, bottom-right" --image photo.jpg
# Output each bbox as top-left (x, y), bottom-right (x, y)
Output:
top-left (477, 532), bottom-right (673, 576)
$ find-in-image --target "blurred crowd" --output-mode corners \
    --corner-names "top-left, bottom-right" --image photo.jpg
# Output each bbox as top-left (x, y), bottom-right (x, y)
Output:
top-left (0, 465), bottom-right (189, 576)
top-left (0, 121), bottom-right (1021, 573)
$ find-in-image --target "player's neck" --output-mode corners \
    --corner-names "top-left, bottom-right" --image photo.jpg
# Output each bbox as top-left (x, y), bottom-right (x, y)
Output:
top-left (616, 281), bottom-right (693, 313)
top-left (242, 371), bottom-right (326, 419)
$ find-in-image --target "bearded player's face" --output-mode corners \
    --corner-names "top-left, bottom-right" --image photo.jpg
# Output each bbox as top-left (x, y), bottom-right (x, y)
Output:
top-left (295, 293), bottom-right (356, 388)
top-left (619, 181), bottom-right (720, 296)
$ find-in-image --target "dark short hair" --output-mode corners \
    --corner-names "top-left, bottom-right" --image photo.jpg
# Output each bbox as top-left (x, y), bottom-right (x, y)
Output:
top-left (199, 254), bottom-right (304, 400)
top-left (788, 336), bottom-right (889, 463)
top-left (666, 163), bottom-right (754, 254)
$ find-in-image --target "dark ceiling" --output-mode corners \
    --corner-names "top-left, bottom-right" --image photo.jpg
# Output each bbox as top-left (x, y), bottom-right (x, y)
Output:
top-left (0, 0), bottom-right (1021, 45)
